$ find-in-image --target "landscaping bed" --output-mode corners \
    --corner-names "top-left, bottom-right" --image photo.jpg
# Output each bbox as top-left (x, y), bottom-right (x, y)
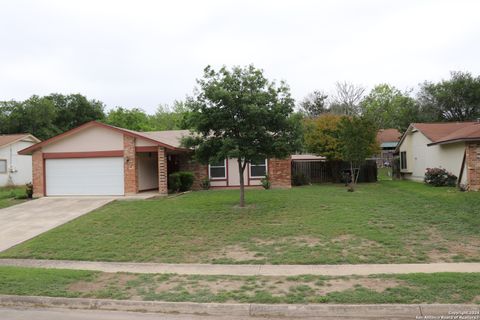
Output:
top-left (0, 266), bottom-right (479, 304)
top-left (1, 181), bottom-right (479, 264)
top-left (0, 186), bottom-right (28, 209)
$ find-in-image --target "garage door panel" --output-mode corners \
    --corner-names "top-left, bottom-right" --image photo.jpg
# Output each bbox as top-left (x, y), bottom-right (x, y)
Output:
top-left (46, 158), bottom-right (124, 196)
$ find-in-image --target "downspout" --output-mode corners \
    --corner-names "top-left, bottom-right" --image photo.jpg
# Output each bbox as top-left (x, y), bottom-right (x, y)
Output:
top-left (457, 147), bottom-right (467, 189)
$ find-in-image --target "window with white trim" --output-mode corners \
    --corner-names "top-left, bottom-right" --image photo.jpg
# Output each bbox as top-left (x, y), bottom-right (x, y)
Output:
top-left (0, 160), bottom-right (6, 174)
top-left (250, 159), bottom-right (267, 178)
top-left (209, 159), bottom-right (226, 179)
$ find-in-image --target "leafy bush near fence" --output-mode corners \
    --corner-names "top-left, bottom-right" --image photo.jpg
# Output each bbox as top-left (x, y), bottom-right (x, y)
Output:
top-left (168, 171), bottom-right (195, 192)
top-left (292, 172), bottom-right (311, 186)
top-left (424, 168), bottom-right (457, 187)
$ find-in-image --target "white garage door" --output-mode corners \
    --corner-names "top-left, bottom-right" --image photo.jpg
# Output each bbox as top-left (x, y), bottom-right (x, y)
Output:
top-left (46, 157), bottom-right (124, 196)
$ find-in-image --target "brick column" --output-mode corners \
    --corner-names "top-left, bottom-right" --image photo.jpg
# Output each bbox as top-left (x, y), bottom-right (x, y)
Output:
top-left (466, 142), bottom-right (480, 191)
top-left (123, 135), bottom-right (137, 194)
top-left (158, 147), bottom-right (168, 194)
top-left (268, 157), bottom-right (292, 188)
top-left (32, 150), bottom-right (44, 197)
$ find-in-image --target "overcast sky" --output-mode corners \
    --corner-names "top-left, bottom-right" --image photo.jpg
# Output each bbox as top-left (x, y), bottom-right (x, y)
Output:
top-left (1, 0), bottom-right (479, 113)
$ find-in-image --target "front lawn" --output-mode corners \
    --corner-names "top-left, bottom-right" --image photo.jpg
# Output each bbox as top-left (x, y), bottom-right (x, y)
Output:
top-left (0, 266), bottom-right (479, 304)
top-left (1, 181), bottom-right (479, 264)
top-left (0, 186), bottom-right (27, 209)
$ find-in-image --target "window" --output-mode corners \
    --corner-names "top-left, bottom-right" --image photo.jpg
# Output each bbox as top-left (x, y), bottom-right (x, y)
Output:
top-left (250, 159), bottom-right (267, 178)
top-left (0, 160), bottom-right (6, 174)
top-left (209, 159), bottom-right (226, 179)
top-left (400, 152), bottom-right (407, 170)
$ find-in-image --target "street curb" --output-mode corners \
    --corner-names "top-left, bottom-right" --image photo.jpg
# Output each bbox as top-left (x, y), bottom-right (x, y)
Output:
top-left (0, 295), bottom-right (478, 318)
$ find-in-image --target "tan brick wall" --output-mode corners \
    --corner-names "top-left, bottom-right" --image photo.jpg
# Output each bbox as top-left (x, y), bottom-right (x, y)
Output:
top-left (123, 135), bottom-right (137, 194)
top-left (32, 150), bottom-right (44, 197)
top-left (466, 142), bottom-right (480, 191)
top-left (268, 157), bottom-right (292, 188)
top-left (158, 147), bottom-right (168, 194)
top-left (177, 153), bottom-right (208, 190)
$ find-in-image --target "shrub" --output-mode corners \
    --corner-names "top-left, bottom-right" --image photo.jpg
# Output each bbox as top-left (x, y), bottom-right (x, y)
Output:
top-left (26, 183), bottom-right (33, 199)
top-left (168, 173), bottom-right (182, 192)
top-left (261, 175), bottom-right (271, 190)
top-left (178, 171), bottom-right (194, 192)
top-left (424, 168), bottom-right (457, 187)
top-left (292, 172), bottom-right (311, 186)
top-left (200, 179), bottom-right (210, 190)
top-left (168, 172), bottom-right (194, 192)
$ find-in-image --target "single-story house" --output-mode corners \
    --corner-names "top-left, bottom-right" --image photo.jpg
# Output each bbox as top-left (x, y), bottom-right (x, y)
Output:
top-left (18, 121), bottom-right (291, 197)
top-left (0, 133), bottom-right (40, 187)
top-left (375, 128), bottom-right (401, 167)
top-left (395, 121), bottom-right (480, 190)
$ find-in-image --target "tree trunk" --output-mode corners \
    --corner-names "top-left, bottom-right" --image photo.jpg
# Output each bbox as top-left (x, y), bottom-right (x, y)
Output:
top-left (349, 161), bottom-right (355, 191)
top-left (238, 158), bottom-right (246, 207)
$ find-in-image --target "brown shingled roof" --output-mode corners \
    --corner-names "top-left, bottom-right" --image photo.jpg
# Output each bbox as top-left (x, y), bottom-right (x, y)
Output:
top-left (0, 134), bottom-right (35, 148)
top-left (412, 122), bottom-right (477, 143)
top-left (376, 129), bottom-right (401, 143)
top-left (426, 122), bottom-right (480, 145)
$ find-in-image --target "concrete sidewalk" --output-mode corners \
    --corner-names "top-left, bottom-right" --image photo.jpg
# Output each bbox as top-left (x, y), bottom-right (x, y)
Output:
top-left (0, 259), bottom-right (479, 276)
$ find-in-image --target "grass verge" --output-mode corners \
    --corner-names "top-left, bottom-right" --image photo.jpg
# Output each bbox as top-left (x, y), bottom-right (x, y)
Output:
top-left (0, 267), bottom-right (479, 304)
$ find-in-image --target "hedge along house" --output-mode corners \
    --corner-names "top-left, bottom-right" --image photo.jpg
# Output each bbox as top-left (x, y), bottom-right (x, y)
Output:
top-left (395, 121), bottom-right (480, 191)
top-left (18, 121), bottom-right (291, 197)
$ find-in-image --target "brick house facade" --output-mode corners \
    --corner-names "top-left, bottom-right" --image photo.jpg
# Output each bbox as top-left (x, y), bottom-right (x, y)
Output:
top-left (21, 121), bottom-right (292, 196)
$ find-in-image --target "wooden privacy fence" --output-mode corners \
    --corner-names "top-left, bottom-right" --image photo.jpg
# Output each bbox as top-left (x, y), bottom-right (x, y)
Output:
top-left (291, 160), bottom-right (377, 183)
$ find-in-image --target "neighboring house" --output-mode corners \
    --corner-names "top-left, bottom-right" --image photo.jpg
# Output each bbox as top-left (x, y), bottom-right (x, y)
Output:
top-left (375, 129), bottom-right (401, 167)
top-left (0, 134), bottom-right (40, 187)
top-left (395, 121), bottom-right (480, 190)
top-left (18, 121), bottom-right (291, 197)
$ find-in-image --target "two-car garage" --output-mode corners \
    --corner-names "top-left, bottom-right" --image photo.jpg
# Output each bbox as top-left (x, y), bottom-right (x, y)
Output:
top-left (45, 157), bottom-right (125, 196)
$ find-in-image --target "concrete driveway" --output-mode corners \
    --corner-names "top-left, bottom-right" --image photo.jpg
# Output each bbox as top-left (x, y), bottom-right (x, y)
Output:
top-left (0, 197), bottom-right (114, 252)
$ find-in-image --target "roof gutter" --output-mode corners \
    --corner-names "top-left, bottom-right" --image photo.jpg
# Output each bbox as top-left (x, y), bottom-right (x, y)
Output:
top-left (427, 137), bottom-right (480, 146)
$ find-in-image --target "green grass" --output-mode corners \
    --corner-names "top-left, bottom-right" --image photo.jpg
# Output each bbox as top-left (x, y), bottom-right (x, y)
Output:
top-left (1, 181), bottom-right (479, 264)
top-left (377, 167), bottom-right (392, 181)
top-left (0, 266), bottom-right (96, 297)
top-left (0, 186), bottom-right (27, 209)
top-left (0, 266), bottom-right (478, 304)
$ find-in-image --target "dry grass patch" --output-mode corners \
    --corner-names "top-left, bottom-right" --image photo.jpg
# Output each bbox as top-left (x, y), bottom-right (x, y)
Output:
top-left (208, 244), bottom-right (264, 262)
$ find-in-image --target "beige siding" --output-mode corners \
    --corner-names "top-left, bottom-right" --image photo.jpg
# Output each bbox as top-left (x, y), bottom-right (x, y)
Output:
top-left (137, 153), bottom-right (159, 191)
top-left (399, 130), bottom-right (466, 182)
top-left (136, 138), bottom-right (157, 147)
top-left (43, 126), bottom-right (123, 152)
top-left (0, 140), bottom-right (36, 186)
top-left (227, 158), bottom-right (249, 186)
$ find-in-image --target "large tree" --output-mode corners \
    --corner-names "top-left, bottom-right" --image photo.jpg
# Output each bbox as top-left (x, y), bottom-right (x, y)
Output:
top-left (298, 90), bottom-right (328, 118)
top-left (46, 93), bottom-right (105, 132)
top-left (0, 96), bottom-right (59, 140)
top-left (361, 84), bottom-right (420, 132)
top-left (418, 71), bottom-right (480, 121)
top-left (151, 100), bottom-right (190, 130)
top-left (330, 81), bottom-right (365, 116)
top-left (303, 114), bottom-right (344, 160)
top-left (0, 93), bottom-right (105, 140)
top-left (338, 116), bottom-right (378, 189)
top-left (105, 107), bottom-right (154, 131)
top-left (183, 65), bottom-right (301, 207)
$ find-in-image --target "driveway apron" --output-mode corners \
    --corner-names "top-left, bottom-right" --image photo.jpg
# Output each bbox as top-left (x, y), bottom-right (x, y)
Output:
top-left (0, 197), bottom-right (114, 252)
